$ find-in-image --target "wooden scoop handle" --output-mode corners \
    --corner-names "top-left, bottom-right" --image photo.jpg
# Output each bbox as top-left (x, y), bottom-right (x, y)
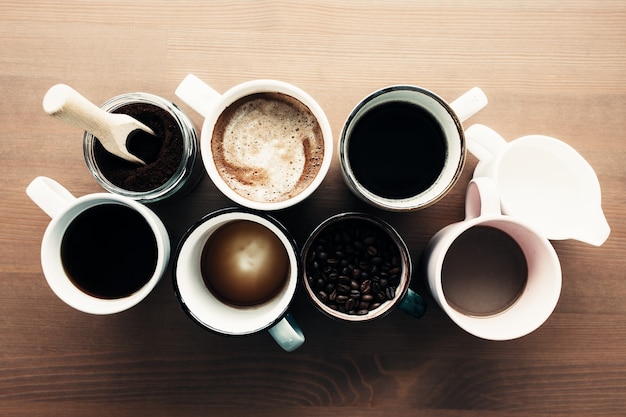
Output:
top-left (43, 84), bottom-right (119, 141)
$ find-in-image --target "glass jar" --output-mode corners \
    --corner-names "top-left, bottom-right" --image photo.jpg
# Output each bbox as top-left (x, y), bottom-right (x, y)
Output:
top-left (83, 92), bottom-right (202, 204)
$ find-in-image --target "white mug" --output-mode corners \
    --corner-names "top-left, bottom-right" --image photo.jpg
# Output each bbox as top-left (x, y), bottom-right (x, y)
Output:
top-left (175, 74), bottom-right (334, 211)
top-left (424, 177), bottom-right (562, 340)
top-left (173, 208), bottom-right (305, 352)
top-left (339, 85), bottom-right (488, 211)
top-left (26, 176), bottom-right (170, 314)
top-left (465, 123), bottom-right (610, 246)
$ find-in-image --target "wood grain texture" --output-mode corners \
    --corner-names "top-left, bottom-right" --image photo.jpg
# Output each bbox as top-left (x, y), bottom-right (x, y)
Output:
top-left (1, 1), bottom-right (625, 416)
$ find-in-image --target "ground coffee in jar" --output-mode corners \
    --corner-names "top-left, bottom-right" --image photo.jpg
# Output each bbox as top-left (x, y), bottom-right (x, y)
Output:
top-left (94, 103), bottom-right (183, 192)
top-left (84, 92), bottom-right (201, 203)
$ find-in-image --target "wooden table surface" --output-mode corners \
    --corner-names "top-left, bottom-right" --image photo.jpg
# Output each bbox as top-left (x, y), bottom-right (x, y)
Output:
top-left (1, 1), bottom-right (625, 416)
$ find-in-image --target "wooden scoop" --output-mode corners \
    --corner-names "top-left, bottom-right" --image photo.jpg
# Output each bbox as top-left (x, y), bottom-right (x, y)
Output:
top-left (43, 84), bottom-right (154, 165)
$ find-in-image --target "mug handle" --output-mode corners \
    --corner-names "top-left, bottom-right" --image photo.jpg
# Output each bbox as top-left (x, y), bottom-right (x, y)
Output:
top-left (465, 177), bottom-right (502, 220)
top-left (449, 87), bottom-right (488, 122)
top-left (175, 74), bottom-right (222, 118)
top-left (465, 124), bottom-right (508, 164)
top-left (267, 313), bottom-right (305, 352)
top-left (26, 176), bottom-right (76, 219)
top-left (398, 288), bottom-right (427, 318)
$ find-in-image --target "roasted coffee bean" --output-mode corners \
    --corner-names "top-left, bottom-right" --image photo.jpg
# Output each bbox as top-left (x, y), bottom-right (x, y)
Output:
top-left (305, 218), bottom-right (403, 316)
top-left (385, 286), bottom-right (396, 300)
top-left (336, 295), bottom-right (349, 303)
top-left (345, 298), bottom-right (357, 311)
top-left (389, 275), bottom-right (400, 286)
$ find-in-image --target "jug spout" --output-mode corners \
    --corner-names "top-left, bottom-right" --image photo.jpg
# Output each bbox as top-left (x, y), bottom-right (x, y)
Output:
top-left (570, 210), bottom-right (610, 247)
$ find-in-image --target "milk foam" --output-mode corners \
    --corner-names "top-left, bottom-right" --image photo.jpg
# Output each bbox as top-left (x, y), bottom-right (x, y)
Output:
top-left (213, 94), bottom-right (323, 203)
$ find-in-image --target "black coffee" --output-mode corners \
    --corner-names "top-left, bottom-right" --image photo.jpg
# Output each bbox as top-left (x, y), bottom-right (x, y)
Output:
top-left (441, 226), bottom-right (528, 316)
top-left (347, 101), bottom-right (447, 199)
top-left (61, 204), bottom-right (158, 299)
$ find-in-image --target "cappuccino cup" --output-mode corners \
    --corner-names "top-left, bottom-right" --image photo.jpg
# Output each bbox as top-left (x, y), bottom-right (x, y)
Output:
top-left (176, 74), bottom-right (333, 211)
top-left (423, 177), bottom-right (562, 340)
top-left (173, 208), bottom-right (305, 352)
top-left (339, 85), bottom-right (488, 211)
top-left (26, 176), bottom-right (170, 314)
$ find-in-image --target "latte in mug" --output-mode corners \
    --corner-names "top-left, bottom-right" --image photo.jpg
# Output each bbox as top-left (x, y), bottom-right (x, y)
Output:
top-left (212, 92), bottom-right (325, 204)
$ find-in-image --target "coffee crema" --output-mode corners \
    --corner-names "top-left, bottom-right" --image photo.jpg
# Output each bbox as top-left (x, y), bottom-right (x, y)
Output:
top-left (212, 92), bottom-right (324, 203)
top-left (200, 220), bottom-right (290, 306)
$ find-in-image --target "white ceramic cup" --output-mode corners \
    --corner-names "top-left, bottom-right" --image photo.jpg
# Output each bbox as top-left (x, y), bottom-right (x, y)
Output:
top-left (26, 176), bottom-right (170, 314)
top-left (424, 177), bottom-right (562, 340)
top-left (339, 85), bottom-right (488, 211)
top-left (173, 208), bottom-right (305, 352)
top-left (465, 123), bottom-right (610, 246)
top-left (175, 74), bottom-right (334, 211)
